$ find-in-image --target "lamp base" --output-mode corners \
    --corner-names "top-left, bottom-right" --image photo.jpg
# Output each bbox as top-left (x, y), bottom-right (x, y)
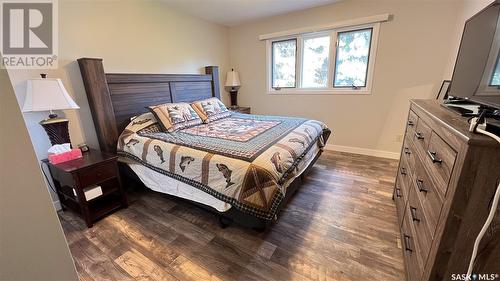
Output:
top-left (229, 90), bottom-right (238, 107)
top-left (40, 117), bottom-right (71, 146)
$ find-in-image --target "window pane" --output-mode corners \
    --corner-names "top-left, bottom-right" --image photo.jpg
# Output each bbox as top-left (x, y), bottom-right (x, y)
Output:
top-left (302, 36), bottom-right (330, 88)
top-left (272, 39), bottom-right (296, 88)
top-left (334, 28), bottom-right (372, 88)
top-left (490, 52), bottom-right (500, 86)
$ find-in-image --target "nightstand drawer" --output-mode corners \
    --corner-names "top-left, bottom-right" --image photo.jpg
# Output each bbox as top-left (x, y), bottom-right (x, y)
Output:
top-left (78, 161), bottom-right (116, 187)
top-left (45, 149), bottom-right (127, 228)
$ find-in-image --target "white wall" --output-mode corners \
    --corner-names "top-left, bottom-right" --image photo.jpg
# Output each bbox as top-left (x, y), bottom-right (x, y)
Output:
top-left (0, 53), bottom-right (78, 281)
top-left (229, 0), bottom-right (465, 156)
top-left (7, 0), bottom-right (230, 207)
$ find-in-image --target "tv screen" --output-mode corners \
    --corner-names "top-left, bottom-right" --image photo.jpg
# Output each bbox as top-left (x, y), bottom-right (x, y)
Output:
top-left (450, 1), bottom-right (500, 108)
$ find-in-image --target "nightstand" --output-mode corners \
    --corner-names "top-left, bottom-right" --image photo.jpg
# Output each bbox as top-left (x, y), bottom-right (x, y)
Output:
top-left (229, 106), bottom-right (251, 114)
top-left (43, 149), bottom-right (128, 227)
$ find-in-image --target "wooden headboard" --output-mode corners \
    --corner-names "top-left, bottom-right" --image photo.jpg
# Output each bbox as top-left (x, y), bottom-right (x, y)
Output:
top-left (77, 58), bottom-right (221, 154)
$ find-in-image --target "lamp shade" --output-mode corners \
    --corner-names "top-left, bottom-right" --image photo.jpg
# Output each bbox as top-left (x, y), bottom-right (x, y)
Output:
top-left (225, 69), bottom-right (241, 87)
top-left (22, 78), bottom-right (79, 112)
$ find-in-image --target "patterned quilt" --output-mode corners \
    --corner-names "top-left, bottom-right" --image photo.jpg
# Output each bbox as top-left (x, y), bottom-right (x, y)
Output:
top-left (118, 112), bottom-right (330, 220)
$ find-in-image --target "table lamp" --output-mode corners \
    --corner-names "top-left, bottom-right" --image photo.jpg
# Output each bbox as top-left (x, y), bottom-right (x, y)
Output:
top-left (22, 74), bottom-right (80, 145)
top-left (225, 69), bottom-right (241, 108)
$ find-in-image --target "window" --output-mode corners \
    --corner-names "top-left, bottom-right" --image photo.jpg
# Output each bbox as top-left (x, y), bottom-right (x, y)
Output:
top-left (302, 36), bottom-right (330, 88)
top-left (333, 28), bottom-right (372, 88)
top-left (272, 39), bottom-right (297, 88)
top-left (266, 23), bottom-right (380, 94)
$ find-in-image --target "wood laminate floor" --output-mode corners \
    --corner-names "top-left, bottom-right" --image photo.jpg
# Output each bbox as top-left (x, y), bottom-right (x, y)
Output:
top-left (59, 151), bottom-right (405, 281)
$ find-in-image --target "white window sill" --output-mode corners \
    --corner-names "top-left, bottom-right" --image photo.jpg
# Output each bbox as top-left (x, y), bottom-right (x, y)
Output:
top-left (267, 89), bottom-right (372, 95)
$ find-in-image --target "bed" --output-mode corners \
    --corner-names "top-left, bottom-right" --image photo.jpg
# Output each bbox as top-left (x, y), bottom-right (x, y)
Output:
top-left (77, 58), bottom-right (331, 230)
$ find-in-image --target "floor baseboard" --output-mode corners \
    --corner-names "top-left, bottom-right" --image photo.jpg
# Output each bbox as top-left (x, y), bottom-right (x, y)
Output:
top-left (324, 144), bottom-right (400, 160)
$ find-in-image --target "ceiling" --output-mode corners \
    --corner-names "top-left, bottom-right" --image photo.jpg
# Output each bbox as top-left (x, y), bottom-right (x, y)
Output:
top-left (163, 0), bottom-right (342, 27)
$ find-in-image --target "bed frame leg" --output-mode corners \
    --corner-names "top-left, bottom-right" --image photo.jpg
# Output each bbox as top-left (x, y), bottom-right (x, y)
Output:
top-left (218, 216), bottom-right (232, 229)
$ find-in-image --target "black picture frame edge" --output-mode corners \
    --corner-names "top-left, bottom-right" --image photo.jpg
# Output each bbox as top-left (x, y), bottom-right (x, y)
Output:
top-left (437, 80), bottom-right (452, 100)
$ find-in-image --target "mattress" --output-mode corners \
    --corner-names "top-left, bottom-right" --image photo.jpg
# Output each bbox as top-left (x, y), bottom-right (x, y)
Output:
top-left (127, 162), bottom-right (232, 212)
top-left (117, 112), bottom-right (329, 220)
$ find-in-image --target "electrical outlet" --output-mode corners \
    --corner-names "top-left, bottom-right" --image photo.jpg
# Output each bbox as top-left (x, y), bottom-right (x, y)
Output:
top-left (395, 134), bottom-right (404, 143)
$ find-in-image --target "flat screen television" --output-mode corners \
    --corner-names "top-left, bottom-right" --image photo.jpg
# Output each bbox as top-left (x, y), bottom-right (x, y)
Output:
top-left (449, 0), bottom-right (500, 109)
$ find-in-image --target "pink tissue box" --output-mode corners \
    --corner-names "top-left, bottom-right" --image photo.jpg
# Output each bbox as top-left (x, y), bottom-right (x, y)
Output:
top-left (48, 148), bottom-right (83, 164)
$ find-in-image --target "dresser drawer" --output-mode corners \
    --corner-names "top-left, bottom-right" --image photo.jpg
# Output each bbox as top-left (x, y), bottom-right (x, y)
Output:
top-left (402, 137), bottom-right (417, 170)
top-left (413, 159), bottom-right (444, 235)
top-left (395, 172), bottom-right (408, 227)
top-left (401, 210), bottom-right (423, 281)
top-left (78, 161), bottom-right (117, 188)
top-left (399, 157), bottom-right (412, 194)
top-left (413, 119), bottom-right (432, 153)
top-left (407, 183), bottom-right (433, 260)
top-left (424, 131), bottom-right (457, 197)
top-left (406, 110), bottom-right (418, 137)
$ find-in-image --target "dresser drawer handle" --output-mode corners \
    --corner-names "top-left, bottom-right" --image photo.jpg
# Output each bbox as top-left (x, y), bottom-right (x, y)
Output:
top-left (404, 147), bottom-right (411, 155)
top-left (416, 179), bottom-right (428, 193)
top-left (407, 120), bottom-right (414, 127)
top-left (403, 234), bottom-right (413, 252)
top-left (427, 150), bottom-right (442, 164)
top-left (400, 167), bottom-right (407, 175)
top-left (410, 206), bottom-right (420, 222)
top-left (415, 132), bottom-right (424, 140)
top-left (396, 188), bottom-right (402, 198)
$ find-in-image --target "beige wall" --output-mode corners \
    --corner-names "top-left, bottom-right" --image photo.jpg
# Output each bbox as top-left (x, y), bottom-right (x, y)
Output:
top-left (7, 0), bottom-right (230, 206)
top-left (0, 54), bottom-right (78, 281)
top-left (229, 0), bottom-right (464, 155)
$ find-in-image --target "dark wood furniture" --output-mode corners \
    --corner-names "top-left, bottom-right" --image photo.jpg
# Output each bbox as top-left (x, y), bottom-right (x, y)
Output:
top-left (394, 99), bottom-right (500, 281)
top-left (78, 58), bottom-right (221, 154)
top-left (44, 149), bottom-right (128, 227)
top-left (229, 106), bottom-right (251, 114)
top-left (77, 58), bottom-right (330, 230)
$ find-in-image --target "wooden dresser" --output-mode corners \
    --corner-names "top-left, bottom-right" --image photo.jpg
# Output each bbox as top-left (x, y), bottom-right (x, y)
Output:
top-left (394, 100), bottom-right (500, 281)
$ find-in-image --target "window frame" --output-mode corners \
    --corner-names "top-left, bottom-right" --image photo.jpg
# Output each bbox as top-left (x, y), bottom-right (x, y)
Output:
top-left (266, 22), bottom-right (380, 95)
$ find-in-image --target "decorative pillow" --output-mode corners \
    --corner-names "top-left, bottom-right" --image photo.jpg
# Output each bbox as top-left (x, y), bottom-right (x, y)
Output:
top-left (148, 102), bottom-right (202, 132)
top-left (191, 98), bottom-right (231, 123)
